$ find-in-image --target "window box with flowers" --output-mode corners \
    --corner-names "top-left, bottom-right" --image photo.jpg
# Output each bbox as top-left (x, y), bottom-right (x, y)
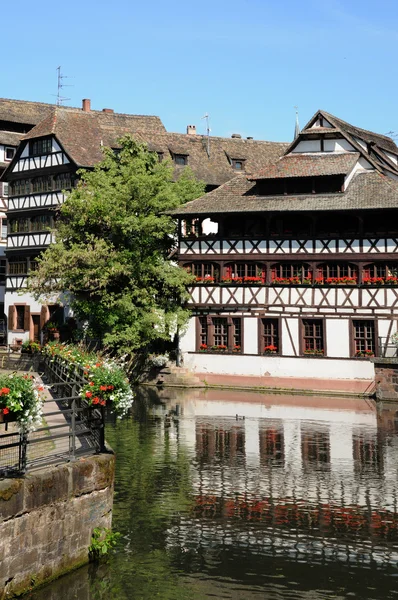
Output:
top-left (0, 374), bottom-right (43, 431)
top-left (316, 277), bottom-right (357, 286)
top-left (221, 276), bottom-right (265, 285)
top-left (363, 276), bottom-right (398, 286)
top-left (354, 350), bottom-right (375, 358)
top-left (211, 344), bottom-right (227, 353)
top-left (195, 276), bottom-right (215, 284)
top-left (263, 345), bottom-right (278, 355)
top-left (303, 349), bottom-right (325, 356)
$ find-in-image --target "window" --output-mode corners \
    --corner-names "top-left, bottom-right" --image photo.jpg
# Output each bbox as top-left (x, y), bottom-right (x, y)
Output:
top-left (30, 215), bottom-right (53, 232)
top-left (16, 306), bottom-right (25, 330)
top-left (10, 179), bottom-right (30, 196)
top-left (5, 147), bottom-right (15, 161)
top-left (271, 263), bottom-right (312, 284)
top-left (317, 263), bottom-right (358, 283)
top-left (32, 176), bottom-right (52, 194)
top-left (174, 154), bottom-right (188, 166)
top-left (1, 183), bottom-right (8, 197)
top-left (223, 262), bottom-right (265, 283)
top-left (0, 219), bottom-right (7, 239)
top-left (0, 259), bottom-right (6, 283)
top-left (184, 262), bottom-right (219, 283)
top-left (29, 259), bottom-right (39, 272)
top-left (9, 218), bottom-right (29, 233)
top-left (53, 173), bottom-right (72, 190)
top-left (231, 159), bottom-right (245, 171)
top-left (302, 319), bottom-right (325, 355)
top-left (260, 318), bottom-right (280, 354)
top-left (8, 260), bottom-right (27, 275)
top-left (352, 320), bottom-right (375, 357)
top-left (197, 316), bottom-right (242, 352)
top-left (363, 263), bottom-right (398, 283)
top-left (30, 138), bottom-right (52, 156)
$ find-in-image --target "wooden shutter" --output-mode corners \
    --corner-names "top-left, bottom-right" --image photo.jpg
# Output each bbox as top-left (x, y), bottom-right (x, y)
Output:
top-left (24, 306), bottom-right (30, 331)
top-left (8, 305), bottom-right (16, 331)
top-left (40, 305), bottom-right (47, 329)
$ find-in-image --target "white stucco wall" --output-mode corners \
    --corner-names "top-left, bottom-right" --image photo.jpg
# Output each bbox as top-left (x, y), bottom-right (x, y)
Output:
top-left (243, 318), bottom-right (258, 354)
top-left (181, 352), bottom-right (374, 381)
top-left (292, 140), bottom-right (320, 153)
top-left (326, 318), bottom-right (350, 357)
top-left (281, 318), bottom-right (299, 356)
top-left (324, 138), bottom-right (354, 152)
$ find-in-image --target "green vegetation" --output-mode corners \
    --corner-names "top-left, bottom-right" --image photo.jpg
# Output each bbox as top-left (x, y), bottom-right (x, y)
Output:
top-left (88, 528), bottom-right (121, 562)
top-left (27, 137), bottom-right (204, 355)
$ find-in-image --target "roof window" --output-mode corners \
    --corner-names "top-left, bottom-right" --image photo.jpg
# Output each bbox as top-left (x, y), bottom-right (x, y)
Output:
top-left (174, 154), bottom-right (188, 166)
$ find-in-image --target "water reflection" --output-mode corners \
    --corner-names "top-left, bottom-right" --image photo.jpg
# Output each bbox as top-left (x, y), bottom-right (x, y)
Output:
top-left (29, 389), bottom-right (398, 599)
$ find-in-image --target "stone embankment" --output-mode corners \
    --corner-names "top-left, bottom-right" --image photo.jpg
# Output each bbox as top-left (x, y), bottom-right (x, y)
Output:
top-left (0, 453), bottom-right (114, 599)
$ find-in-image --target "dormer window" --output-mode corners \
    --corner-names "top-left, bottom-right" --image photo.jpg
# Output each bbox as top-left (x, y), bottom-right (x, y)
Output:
top-left (232, 159), bottom-right (245, 171)
top-left (30, 138), bottom-right (52, 156)
top-left (5, 147), bottom-right (15, 161)
top-left (157, 152), bottom-right (164, 162)
top-left (174, 154), bottom-right (188, 166)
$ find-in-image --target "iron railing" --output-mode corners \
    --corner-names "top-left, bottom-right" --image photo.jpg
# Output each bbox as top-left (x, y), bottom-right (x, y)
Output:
top-left (377, 337), bottom-right (398, 358)
top-left (0, 356), bottom-right (106, 478)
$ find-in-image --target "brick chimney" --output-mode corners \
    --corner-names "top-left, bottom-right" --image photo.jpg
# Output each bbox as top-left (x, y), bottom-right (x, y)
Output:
top-left (82, 99), bottom-right (91, 112)
top-left (102, 108), bottom-right (114, 113)
top-left (186, 125), bottom-right (196, 135)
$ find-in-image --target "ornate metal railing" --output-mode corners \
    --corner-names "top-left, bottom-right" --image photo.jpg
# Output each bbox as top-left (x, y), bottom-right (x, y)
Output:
top-left (0, 356), bottom-right (106, 478)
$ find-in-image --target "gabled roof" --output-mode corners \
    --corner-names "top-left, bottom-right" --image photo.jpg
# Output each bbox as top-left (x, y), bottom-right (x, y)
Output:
top-left (250, 152), bottom-right (359, 180)
top-left (18, 108), bottom-right (288, 184)
top-left (321, 110), bottom-right (397, 155)
top-left (21, 107), bottom-right (167, 167)
top-left (287, 109), bottom-right (398, 177)
top-left (171, 171), bottom-right (398, 216)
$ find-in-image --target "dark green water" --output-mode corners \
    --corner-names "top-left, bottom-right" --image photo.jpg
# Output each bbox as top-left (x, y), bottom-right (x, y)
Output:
top-left (28, 389), bottom-right (398, 599)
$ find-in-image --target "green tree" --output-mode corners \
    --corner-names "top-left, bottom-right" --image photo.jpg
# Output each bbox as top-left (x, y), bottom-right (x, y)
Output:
top-left (27, 137), bottom-right (204, 353)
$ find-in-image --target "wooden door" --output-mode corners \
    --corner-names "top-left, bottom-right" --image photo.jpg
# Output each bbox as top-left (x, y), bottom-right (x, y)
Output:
top-left (32, 315), bottom-right (40, 342)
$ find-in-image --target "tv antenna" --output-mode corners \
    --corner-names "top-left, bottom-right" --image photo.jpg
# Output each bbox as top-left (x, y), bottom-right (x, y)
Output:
top-left (55, 66), bottom-right (72, 106)
top-left (201, 113), bottom-right (211, 157)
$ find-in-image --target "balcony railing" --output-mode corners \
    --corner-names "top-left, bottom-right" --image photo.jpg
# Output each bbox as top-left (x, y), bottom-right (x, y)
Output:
top-left (0, 356), bottom-right (107, 478)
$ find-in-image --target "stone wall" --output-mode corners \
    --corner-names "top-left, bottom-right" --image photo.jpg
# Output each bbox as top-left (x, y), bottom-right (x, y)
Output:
top-left (0, 453), bottom-right (115, 599)
top-left (373, 358), bottom-right (398, 400)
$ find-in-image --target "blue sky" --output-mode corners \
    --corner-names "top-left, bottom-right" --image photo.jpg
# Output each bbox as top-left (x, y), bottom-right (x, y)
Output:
top-left (3, 0), bottom-right (398, 142)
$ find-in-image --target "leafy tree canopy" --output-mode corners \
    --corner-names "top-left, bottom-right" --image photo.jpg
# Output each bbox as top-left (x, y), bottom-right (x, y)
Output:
top-left (27, 136), bottom-right (205, 353)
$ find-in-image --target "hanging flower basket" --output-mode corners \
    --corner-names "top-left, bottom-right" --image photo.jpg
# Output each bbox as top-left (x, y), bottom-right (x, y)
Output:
top-left (0, 375), bottom-right (43, 432)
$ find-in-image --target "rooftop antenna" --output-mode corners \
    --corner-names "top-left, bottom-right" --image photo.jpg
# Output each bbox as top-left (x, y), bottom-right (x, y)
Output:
top-left (55, 66), bottom-right (72, 106)
top-left (294, 106), bottom-right (300, 140)
top-left (201, 113), bottom-right (211, 157)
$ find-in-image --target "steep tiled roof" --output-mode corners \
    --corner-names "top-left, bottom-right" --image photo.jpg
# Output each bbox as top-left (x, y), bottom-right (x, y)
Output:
top-left (322, 111), bottom-right (398, 155)
top-left (21, 108), bottom-right (288, 184)
top-left (0, 131), bottom-right (23, 146)
top-left (251, 152), bottom-right (359, 180)
top-left (171, 171), bottom-right (398, 215)
top-left (134, 132), bottom-right (288, 186)
top-left (22, 107), bottom-right (167, 166)
top-left (0, 97), bottom-right (166, 132)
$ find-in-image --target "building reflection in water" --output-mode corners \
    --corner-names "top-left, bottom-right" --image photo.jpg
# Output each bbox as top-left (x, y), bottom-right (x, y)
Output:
top-left (148, 389), bottom-right (398, 566)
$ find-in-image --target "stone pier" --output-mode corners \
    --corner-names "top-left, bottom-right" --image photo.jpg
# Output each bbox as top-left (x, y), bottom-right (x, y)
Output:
top-left (0, 453), bottom-right (115, 599)
top-left (372, 357), bottom-right (398, 401)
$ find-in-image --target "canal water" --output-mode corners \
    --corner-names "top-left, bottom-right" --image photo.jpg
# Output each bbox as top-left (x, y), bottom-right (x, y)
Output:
top-left (29, 388), bottom-right (398, 599)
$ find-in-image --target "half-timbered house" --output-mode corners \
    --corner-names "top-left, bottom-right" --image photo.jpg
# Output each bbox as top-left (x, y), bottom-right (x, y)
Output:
top-left (1, 98), bottom-right (286, 344)
top-left (172, 110), bottom-right (398, 392)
